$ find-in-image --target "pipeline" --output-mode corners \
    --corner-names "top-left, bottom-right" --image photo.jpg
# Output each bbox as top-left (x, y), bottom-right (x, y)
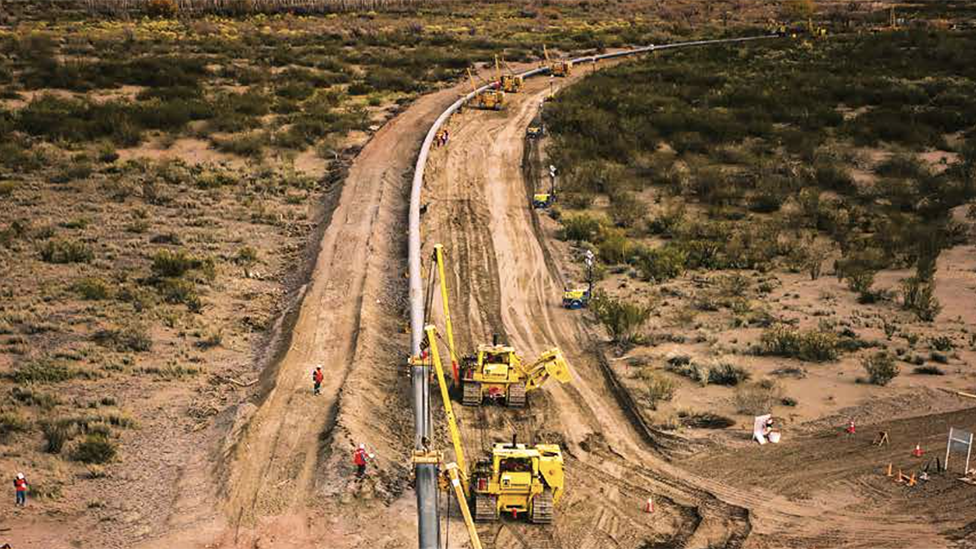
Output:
top-left (407, 33), bottom-right (778, 549)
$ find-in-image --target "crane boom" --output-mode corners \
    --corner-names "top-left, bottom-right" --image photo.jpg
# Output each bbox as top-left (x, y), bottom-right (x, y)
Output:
top-left (520, 348), bottom-right (572, 392)
top-left (425, 324), bottom-right (469, 495)
top-left (433, 244), bottom-right (459, 385)
top-left (443, 463), bottom-right (483, 549)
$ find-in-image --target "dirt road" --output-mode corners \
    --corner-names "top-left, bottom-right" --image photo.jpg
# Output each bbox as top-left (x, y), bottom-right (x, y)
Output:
top-left (419, 68), bottom-right (976, 548)
top-left (421, 73), bottom-right (749, 548)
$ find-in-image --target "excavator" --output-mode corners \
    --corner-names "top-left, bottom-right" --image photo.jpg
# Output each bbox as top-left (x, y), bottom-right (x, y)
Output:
top-left (428, 244), bottom-right (572, 407)
top-left (420, 323), bottom-right (567, 525)
top-left (496, 56), bottom-right (524, 93)
top-left (543, 44), bottom-right (572, 77)
top-left (466, 67), bottom-right (505, 111)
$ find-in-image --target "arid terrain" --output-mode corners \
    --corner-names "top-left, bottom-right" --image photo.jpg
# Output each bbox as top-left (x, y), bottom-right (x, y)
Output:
top-left (2, 0), bottom-right (976, 548)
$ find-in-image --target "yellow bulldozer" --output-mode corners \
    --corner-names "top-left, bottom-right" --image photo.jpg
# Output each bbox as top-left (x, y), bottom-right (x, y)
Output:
top-left (467, 68), bottom-right (505, 111)
top-left (543, 45), bottom-right (572, 77)
top-left (471, 436), bottom-right (564, 523)
top-left (460, 340), bottom-right (571, 407)
top-left (496, 56), bottom-right (524, 93)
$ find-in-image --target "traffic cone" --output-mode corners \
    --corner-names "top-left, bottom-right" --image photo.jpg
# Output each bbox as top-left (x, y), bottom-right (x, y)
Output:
top-left (913, 444), bottom-right (923, 458)
top-left (644, 496), bottom-right (654, 513)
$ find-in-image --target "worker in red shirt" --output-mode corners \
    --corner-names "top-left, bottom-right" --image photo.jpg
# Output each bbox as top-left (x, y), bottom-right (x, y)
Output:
top-left (312, 365), bottom-right (324, 396)
top-left (13, 473), bottom-right (27, 507)
top-left (353, 444), bottom-right (374, 478)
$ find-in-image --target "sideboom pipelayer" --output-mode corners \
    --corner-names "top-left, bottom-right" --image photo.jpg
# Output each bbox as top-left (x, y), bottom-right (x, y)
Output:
top-left (408, 34), bottom-right (783, 549)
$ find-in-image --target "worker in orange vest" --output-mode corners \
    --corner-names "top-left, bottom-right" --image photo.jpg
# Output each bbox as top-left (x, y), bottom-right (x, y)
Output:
top-left (312, 366), bottom-right (324, 396)
top-left (353, 444), bottom-right (374, 478)
top-left (13, 473), bottom-right (27, 507)
top-left (846, 418), bottom-right (856, 436)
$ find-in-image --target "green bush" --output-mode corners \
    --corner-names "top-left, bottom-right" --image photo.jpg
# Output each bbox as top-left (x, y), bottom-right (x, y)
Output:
top-left (707, 362), bottom-right (751, 386)
top-left (902, 276), bottom-right (941, 321)
top-left (862, 351), bottom-right (899, 386)
top-left (589, 291), bottom-right (651, 343)
top-left (633, 245), bottom-right (685, 282)
top-left (93, 325), bottom-right (152, 353)
top-left (597, 230), bottom-right (633, 265)
top-left (39, 239), bottom-right (94, 263)
top-left (42, 420), bottom-right (74, 454)
top-left (72, 277), bottom-right (111, 300)
top-left (0, 412), bottom-right (30, 441)
top-left (643, 371), bottom-right (676, 406)
top-left (11, 387), bottom-right (59, 409)
top-left (914, 365), bottom-right (944, 375)
top-left (559, 214), bottom-right (602, 242)
top-left (73, 434), bottom-right (117, 464)
top-left (732, 381), bottom-right (783, 415)
top-left (212, 131), bottom-right (267, 157)
top-left (760, 325), bottom-right (839, 362)
top-left (609, 191), bottom-right (645, 228)
top-left (11, 359), bottom-right (80, 384)
top-left (150, 250), bottom-right (213, 279)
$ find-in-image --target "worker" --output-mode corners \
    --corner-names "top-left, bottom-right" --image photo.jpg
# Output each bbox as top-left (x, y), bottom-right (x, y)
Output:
top-left (353, 443), bottom-right (374, 478)
top-left (846, 418), bottom-right (856, 437)
top-left (312, 365), bottom-right (324, 396)
top-left (13, 473), bottom-right (27, 507)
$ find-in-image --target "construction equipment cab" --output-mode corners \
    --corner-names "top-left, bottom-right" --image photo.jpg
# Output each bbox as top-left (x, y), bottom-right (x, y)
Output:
top-left (466, 68), bottom-right (505, 111)
top-left (543, 45), bottom-right (572, 77)
top-left (496, 56), bottom-right (524, 93)
top-left (562, 286), bottom-right (590, 309)
top-left (471, 436), bottom-right (564, 523)
top-left (532, 192), bottom-right (552, 208)
top-left (461, 339), bottom-right (571, 407)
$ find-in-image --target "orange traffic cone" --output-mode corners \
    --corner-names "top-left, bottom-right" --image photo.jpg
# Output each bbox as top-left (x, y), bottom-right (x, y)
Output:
top-left (913, 444), bottom-right (923, 458)
top-left (644, 496), bottom-right (654, 513)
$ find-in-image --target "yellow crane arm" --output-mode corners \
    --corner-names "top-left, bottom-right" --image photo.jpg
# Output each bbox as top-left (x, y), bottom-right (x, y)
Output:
top-left (502, 57), bottom-right (518, 76)
top-left (433, 244), bottom-right (459, 384)
top-left (543, 44), bottom-right (552, 64)
top-left (520, 348), bottom-right (572, 392)
top-left (466, 68), bottom-right (478, 95)
top-left (425, 324), bottom-right (469, 496)
top-left (494, 55), bottom-right (503, 83)
top-left (443, 463), bottom-right (483, 549)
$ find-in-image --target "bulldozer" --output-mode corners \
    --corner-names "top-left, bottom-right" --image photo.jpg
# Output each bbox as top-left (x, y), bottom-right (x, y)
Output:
top-left (471, 435), bottom-right (564, 523)
top-left (543, 45), bottom-right (572, 77)
top-left (460, 339), bottom-right (571, 407)
top-left (496, 56), bottom-right (524, 93)
top-left (466, 68), bottom-right (505, 111)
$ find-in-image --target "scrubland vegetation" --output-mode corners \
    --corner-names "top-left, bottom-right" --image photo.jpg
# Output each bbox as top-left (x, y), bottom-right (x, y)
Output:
top-left (546, 29), bottom-right (976, 432)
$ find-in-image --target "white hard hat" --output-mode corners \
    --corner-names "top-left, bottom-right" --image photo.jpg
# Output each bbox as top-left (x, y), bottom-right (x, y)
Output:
top-left (17, 473), bottom-right (24, 479)
top-left (359, 443), bottom-right (365, 450)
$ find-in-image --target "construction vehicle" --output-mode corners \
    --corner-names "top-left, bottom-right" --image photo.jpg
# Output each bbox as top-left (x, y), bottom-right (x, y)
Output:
top-left (496, 56), bottom-right (524, 93)
top-left (427, 244), bottom-right (571, 407)
top-left (471, 435), bottom-right (564, 523)
top-left (422, 326), bottom-right (565, 527)
top-left (466, 68), bottom-right (505, 111)
top-left (562, 249), bottom-right (594, 309)
top-left (532, 192), bottom-right (552, 208)
top-left (543, 45), bottom-right (572, 77)
top-left (526, 125), bottom-right (544, 139)
top-left (460, 338), bottom-right (571, 407)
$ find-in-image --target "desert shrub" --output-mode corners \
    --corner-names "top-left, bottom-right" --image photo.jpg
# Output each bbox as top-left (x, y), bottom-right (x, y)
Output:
top-left (643, 371), bottom-right (676, 406)
top-left (813, 161), bottom-right (855, 193)
top-left (732, 381), bottom-right (783, 415)
top-left (707, 362), bottom-right (751, 386)
top-left (11, 359), bottom-right (79, 384)
top-left (930, 336), bottom-right (954, 352)
top-left (155, 278), bottom-right (202, 311)
top-left (760, 325), bottom-right (839, 362)
top-left (150, 250), bottom-right (212, 280)
top-left (39, 239), bottom-right (94, 263)
top-left (365, 68), bottom-right (419, 93)
top-left (42, 421), bottom-right (73, 454)
top-left (633, 245), bottom-right (685, 282)
top-left (862, 351), bottom-right (899, 386)
top-left (93, 325), bottom-right (152, 353)
top-left (234, 246), bottom-right (259, 265)
top-left (914, 365), bottom-right (944, 375)
top-left (11, 387), bottom-right (59, 409)
top-left (647, 201), bottom-right (686, 236)
top-left (0, 412), bottom-right (30, 441)
top-left (73, 434), bottom-right (117, 464)
top-left (72, 277), bottom-right (111, 300)
top-left (609, 191), bottom-right (645, 228)
top-left (901, 276), bottom-right (941, 321)
top-left (589, 292), bottom-right (651, 344)
top-left (666, 360), bottom-right (709, 386)
top-left (597, 230), bottom-right (633, 265)
top-left (212, 131), bottom-right (267, 157)
top-left (559, 214), bottom-right (602, 242)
